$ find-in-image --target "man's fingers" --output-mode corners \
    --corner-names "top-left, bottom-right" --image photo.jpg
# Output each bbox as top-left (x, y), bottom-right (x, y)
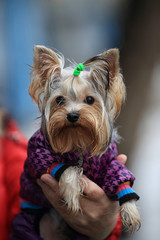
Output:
top-left (37, 174), bottom-right (77, 219)
top-left (37, 178), bottom-right (56, 200)
top-left (39, 174), bottom-right (106, 202)
top-left (40, 174), bottom-right (59, 192)
top-left (37, 174), bottom-right (60, 205)
top-left (82, 175), bottom-right (106, 201)
top-left (37, 174), bottom-right (68, 210)
top-left (116, 154), bottom-right (127, 165)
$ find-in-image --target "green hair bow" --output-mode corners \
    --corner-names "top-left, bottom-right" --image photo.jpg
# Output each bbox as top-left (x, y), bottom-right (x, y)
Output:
top-left (73, 63), bottom-right (84, 76)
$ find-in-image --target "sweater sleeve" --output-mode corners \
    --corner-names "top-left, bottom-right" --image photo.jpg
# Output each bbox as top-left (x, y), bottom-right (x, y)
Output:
top-left (96, 141), bottom-right (137, 201)
top-left (102, 159), bottom-right (136, 200)
top-left (20, 130), bottom-right (79, 207)
top-left (20, 130), bottom-right (60, 207)
top-left (25, 130), bottom-right (62, 178)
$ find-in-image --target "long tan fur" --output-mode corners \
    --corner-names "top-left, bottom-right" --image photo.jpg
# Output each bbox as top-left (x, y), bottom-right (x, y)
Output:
top-left (29, 46), bottom-right (140, 235)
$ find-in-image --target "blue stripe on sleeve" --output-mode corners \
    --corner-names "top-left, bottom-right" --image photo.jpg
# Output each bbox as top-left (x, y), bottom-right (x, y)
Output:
top-left (20, 202), bottom-right (43, 209)
top-left (50, 163), bottom-right (66, 177)
top-left (118, 188), bottom-right (135, 199)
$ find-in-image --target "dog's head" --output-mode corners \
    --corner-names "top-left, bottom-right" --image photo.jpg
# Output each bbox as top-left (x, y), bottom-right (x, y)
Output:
top-left (29, 45), bottom-right (126, 156)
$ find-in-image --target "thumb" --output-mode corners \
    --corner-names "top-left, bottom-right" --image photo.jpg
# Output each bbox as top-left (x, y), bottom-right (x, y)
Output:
top-left (116, 154), bottom-right (127, 165)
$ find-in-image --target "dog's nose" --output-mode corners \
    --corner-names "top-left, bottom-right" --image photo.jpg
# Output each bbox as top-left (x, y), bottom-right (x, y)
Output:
top-left (67, 112), bottom-right (79, 123)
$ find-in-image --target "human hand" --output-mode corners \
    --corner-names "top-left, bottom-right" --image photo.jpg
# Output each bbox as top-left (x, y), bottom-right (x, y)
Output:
top-left (116, 154), bottom-right (127, 165)
top-left (37, 154), bottom-right (127, 240)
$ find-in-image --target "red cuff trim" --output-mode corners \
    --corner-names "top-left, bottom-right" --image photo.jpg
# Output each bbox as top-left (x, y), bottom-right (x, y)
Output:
top-left (116, 182), bottom-right (131, 194)
top-left (47, 163), bottom-right (60, 174)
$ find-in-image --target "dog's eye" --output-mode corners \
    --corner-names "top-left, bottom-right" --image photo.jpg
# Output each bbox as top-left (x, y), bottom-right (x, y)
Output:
top-left (56, 96), bottom-right (65, 105)
top-left (85, 96), bottom-right (94, 105)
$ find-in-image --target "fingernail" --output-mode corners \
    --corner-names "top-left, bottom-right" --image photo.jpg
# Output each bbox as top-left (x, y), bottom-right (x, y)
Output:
top-left (41, 174), bottom-right (52, 184)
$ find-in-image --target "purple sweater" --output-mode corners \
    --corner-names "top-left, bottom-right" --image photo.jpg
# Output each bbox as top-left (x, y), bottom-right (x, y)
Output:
top-left (20, 129), bottom-right (135, 208)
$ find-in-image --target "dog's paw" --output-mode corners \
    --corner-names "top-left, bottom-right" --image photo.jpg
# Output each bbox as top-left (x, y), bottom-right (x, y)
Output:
top-left (59, 166), bottom-right (87, 212)
top-left (120, 200), bottom-right (141, 232)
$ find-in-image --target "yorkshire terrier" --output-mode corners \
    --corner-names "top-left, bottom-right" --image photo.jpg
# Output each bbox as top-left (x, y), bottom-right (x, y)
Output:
top-left (12, 45), bottom-right (141, 240)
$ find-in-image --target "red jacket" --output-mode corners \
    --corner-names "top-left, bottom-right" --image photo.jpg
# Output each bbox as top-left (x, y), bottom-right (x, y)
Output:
top-left (0, 118), bottom-right (27, 240)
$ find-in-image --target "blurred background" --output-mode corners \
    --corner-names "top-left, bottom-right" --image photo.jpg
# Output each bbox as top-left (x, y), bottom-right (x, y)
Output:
top-left (0, 0), bottom-right (160, 239)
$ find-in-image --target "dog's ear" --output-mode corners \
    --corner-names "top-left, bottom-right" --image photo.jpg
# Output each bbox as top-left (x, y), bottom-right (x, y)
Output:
top-left (29, 45), bottom-right (61, 110)
top-left (100, 49), bottom-right (126, 119)
top-left (100, 48), bottom-right (119, 81)
top-left (84, 49), bottom-right (126, 119)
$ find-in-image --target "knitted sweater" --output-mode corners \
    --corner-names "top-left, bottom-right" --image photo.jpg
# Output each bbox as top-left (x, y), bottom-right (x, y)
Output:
top-left (20, 129), bottom-right (137, 208)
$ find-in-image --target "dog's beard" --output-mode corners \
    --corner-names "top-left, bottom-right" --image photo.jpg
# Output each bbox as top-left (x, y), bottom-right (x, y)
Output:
top-left (47, 107), bottom-right (111, 156)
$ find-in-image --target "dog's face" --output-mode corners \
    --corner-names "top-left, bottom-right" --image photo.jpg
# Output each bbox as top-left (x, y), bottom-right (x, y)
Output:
top-left (29, 46), bottom-right (126, 156)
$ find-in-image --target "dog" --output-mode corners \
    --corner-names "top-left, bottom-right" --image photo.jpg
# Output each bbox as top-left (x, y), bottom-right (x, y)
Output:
top-left (13, 46), bottom-right (141, 240)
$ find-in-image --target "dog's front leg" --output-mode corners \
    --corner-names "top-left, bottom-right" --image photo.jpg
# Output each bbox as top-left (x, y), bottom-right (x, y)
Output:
top-left (120, 199), bottom-right (141, 232)
top-left (59, 166), bottom-right (87, 212)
